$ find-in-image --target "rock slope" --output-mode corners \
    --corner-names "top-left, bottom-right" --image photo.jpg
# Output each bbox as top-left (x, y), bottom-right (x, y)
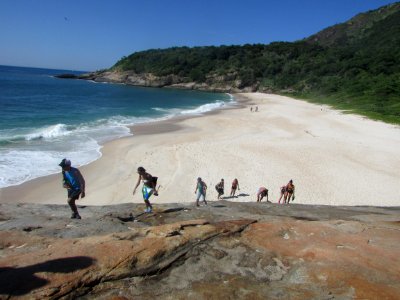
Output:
top-left (0, 201), bottom-right (399, 299)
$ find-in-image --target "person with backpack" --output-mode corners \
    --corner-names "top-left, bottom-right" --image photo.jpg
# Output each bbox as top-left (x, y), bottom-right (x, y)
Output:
top-left (59, 158), bottom-right (85, 219)
top-left (194, 177), bottom-right (208, 207)
top-left (133, 166), bottom-right (157, 213)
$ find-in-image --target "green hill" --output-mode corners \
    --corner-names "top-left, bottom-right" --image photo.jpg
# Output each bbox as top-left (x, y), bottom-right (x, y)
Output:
top-left (111, 2), bottom-right (400, 124)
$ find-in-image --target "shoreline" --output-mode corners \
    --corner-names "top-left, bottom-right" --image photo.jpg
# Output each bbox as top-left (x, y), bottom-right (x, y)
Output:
top-left (0, 91), bottom-right (238, 189)
top-left (129, 93), bottom-right (249, 135)
top-left (0, 94), bottom-right (248, 204)
top-left (0, 93), bottom-right (399, 207)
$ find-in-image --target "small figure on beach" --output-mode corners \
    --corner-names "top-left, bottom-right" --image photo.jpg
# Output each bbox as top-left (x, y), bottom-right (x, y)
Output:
top-left (284, 180), bottom-right (295, 203)
top-left (230, 178), bottom-right (240, 197)
top-left (215, 179), bottom-right (224, 200)
top-left (194, 177), bottom-right (208, 206)
top-left (59, 158), bottom-right (85, 219)
top-left (257, 187), bottom-right (269, 202)
top-left (255, 106), bottom-right (259, 112)
top-left (133, 167), bottom-right (158, 213)
top-left (250, 107), bottom-right (253, 112)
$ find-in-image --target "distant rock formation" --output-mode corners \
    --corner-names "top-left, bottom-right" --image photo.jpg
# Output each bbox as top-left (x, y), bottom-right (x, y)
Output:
top-left (1, 202), bottom-right (399, 299)
top-left (59, 70), bottom-right (258, 93)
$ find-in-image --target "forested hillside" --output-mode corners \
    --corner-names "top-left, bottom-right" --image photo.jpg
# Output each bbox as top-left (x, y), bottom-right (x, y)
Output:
top-left (112, 2), bottom-right (400, 123)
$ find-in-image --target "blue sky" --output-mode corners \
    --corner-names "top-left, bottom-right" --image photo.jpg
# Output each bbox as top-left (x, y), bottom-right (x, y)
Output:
top-left (0, 0), bottom-right (398, 71)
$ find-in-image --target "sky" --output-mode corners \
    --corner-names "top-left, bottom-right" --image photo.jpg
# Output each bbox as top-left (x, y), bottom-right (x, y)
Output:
top-left (0, 0), bottom-right (398, 71)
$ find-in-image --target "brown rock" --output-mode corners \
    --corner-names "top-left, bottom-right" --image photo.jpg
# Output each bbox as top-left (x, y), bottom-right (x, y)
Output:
top-left (0, 219), bottom-right (256, 299)
top-left (241, 220), bottom-right (400, 299)
top-left (1, 202), bottom-right (399, 299)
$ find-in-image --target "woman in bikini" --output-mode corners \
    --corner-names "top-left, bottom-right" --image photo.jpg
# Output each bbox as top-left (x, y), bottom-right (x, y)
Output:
top-left (230, 178), bottom-right (240, 197)
top-left (284, 180), bottom-right (295, 204)
top-left (257, 187), bottom-right (269, 202)
top-left (278, 185), bottom-right (286, 204)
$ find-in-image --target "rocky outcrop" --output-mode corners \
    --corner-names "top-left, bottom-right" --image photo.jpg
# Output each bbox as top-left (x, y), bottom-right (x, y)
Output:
top-left (0, 202), bottom-right (399, 299)
top-left (56, 70), bottom-right (258, 93)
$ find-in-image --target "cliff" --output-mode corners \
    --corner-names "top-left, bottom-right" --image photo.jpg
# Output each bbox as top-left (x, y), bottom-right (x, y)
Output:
top-left (1, 201), bottom-right (399, 299)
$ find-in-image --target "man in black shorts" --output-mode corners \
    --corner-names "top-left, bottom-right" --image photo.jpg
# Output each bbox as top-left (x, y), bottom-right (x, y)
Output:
top-left (215, 179), bottom-right (224, 200)
top-left (59, 158), bottom-right (86, 219)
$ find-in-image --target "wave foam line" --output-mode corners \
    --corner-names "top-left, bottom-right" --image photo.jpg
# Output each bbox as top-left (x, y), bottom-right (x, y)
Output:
top-left (152, 100), bottom-right (228, 117)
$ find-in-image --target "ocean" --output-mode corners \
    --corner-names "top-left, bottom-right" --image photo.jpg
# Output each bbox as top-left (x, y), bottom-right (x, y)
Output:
top-left (0, 65), bottom-right (232, 188)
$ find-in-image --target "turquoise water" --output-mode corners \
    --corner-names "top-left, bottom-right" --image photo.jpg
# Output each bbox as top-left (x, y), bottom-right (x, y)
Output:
top-left (0, 65), bottom-right (232, 187)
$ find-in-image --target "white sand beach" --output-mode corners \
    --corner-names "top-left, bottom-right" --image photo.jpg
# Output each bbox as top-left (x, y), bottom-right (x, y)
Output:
top-left (1, 93), bottom-right (399, 206)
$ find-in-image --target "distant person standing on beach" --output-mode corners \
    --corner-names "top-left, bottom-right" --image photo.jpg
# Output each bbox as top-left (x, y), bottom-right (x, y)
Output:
top-left (194, 177), bottom-right (208, 206)
top-left (59, 158), bottom-right (85, 219)
top-left (133, 167), bottom-right (157, 213)
top-left (257, 187), bottom-right (269, 202)
top-left (284, 180), bottom-right (295, 203)
top-left (215, 179), bottom-right (224, 200)
top-left (230, 178), bottom-right (240, 197)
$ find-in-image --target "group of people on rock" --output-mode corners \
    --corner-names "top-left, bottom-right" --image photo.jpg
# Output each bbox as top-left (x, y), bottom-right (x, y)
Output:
top-left (255, 180), bottom-right (295, 203)
top-left (59, 159), bottom-right (295, 219)
top-left (192, 175), bottom-right (296, 208)
top-left (190, 176), bottom-right (295, 207)
top-left (195, 177), bottom-right (241, 207)
top-left (209, 178), bottom-right (295, 205)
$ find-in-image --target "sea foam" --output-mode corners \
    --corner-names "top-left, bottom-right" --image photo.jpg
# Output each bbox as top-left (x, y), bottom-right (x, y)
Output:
top-left (152, 99), bottom-right (232, 117)
top-left (0, 144), bottom-right (101, 188)
top-left (26, 124), bottom-right (70, 140)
